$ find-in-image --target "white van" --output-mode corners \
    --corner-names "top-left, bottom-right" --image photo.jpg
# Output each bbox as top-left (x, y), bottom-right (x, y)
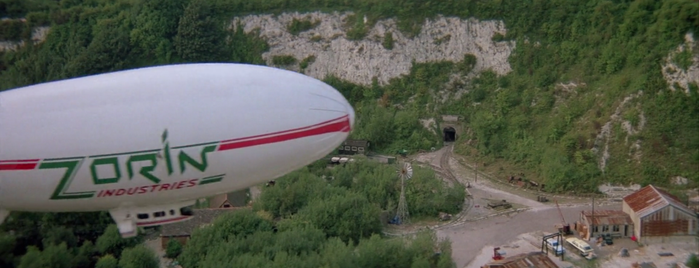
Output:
top-left (565, 237), bottom-right (593, 257)
top-left (546, 238), bottom-right (565, 255)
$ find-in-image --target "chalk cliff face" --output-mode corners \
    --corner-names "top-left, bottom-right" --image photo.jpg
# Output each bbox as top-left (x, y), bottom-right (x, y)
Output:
top-left (231, 12), bottom-right (515, 86)
top-left (662, 33), bottom-right (699, 95)
top-left (0, 26), bottom-right (49, 51)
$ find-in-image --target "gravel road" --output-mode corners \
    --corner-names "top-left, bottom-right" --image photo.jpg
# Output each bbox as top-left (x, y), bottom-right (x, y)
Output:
top-left (412, 146), bottom-right (619, 267)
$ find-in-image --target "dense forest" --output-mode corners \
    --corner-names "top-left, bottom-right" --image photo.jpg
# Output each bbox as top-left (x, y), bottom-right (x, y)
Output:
top-left (0, 0), bottom-right (698, 267)
top-left (1, 155), bottom-right (463, 267)
top-left (176, 159), bottom-right (462, 268)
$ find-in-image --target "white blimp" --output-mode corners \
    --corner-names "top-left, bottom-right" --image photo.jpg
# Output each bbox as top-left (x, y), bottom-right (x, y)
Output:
top-left (0, 63), bottom-right (355, 237)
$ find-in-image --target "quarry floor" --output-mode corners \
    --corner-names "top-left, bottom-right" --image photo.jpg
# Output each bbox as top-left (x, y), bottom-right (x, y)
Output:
top-left (142, 145), bottom-right (696, 268)
top-left (409, 146), bottom-right (697, 268)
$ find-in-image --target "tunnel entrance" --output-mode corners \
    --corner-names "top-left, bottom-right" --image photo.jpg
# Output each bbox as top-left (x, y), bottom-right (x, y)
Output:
top-left (443, 127), bottom-right (456, 142)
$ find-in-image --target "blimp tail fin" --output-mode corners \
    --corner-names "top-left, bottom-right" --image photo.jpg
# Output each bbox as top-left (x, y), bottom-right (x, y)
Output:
top-left (109, 209), bottom-right (138, 238)
top-left (0, 209), bottom-right (9, 225)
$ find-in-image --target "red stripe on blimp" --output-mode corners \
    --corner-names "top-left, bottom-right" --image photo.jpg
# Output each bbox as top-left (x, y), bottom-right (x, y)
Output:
top-left (219, 115), bottom-right (350, 144)
top-left (0, 159), bottom-right (40, 163)
top-left (136, 216), bottom-right (192, 226)
top-left (218, 115), bottom-right (350, 151)
top-left (0, 163), bottom-right (39, 170)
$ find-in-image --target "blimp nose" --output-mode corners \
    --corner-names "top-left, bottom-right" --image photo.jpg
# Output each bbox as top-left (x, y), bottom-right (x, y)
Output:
top-left (346, 101), bottom-right (355, 132)
top-left (307, 90), bottom-right (355, 133)
top-left (335, 94), bottom-right (355, 132)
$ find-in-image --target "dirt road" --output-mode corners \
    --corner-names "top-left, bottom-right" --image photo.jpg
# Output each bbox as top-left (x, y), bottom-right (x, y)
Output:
top-left (411, 145), bottom-right (621, 267)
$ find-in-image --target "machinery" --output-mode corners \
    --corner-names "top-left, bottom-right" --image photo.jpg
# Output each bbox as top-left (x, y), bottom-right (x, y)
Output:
top-left (492, 247), bottom-right (503, 260)
top-left (555, 200), bottom-right (572, 235)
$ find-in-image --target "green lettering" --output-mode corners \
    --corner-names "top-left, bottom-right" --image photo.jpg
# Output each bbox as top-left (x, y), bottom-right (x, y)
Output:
top-left (42, 160), bottom-right (95, 200)
top-left (90, 157), bottom-right (121, 184)
top-left (199, 174), bottom-right (224, 185)
top-left (178, 145), bottom-right (216, 173)
top-left (164, 142), bottom-right (174, 175)
top-left (127, 153), bottom-right (160, 183)
top-left (162, 129), bottom-right (174, 175)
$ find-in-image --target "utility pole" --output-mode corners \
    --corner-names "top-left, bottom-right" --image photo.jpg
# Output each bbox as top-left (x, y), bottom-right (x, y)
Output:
top-left (591, 196), bottom-right (595, 239)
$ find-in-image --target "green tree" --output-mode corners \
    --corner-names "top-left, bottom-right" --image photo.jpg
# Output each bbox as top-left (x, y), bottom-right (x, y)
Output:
top-left (355, 234), bottom-right (411, 268)
top-left (41, 243), bottom-right (74, 268)
top-left (17, 246), bottom-right (43, 268)
top-left (95, 225), bottom-right (143, 259)
top-left (173, 0), bottom-right (226, 62)
top-left (253, 169), bottom-right (330, 218)
top-left (318, 237), bottom-right (357, 268)
top-left (178, 209), bottom-right (272, 268)
top-left (94, 255), bottom-right (118, 268)
top-left (118, 245), bottom-right (159, 268)
top-left (411, 257), bottom-right (430, 268)
top-left (688, 253), bottom-right (699, 268)
top-left (129, 0), bottom-right (188, 62)
top-left (296, 191), bottom-right (382, 243)
top-left (64, 17), bottom-right (133, 77)
top-left (0, 232), bottom-right (16, 267)
top-left (18, 243), bottom-right (73, 268)
top-left (165, 239), bottom-right (182, 259)
top-left (41, 226), bottom-right (77, 249)
top-left (229, 24), bottom-right (269, 64)
top-left (72, 241), bottom-right (96, 268)
top-left (274, 221), bottom-right (327, 255)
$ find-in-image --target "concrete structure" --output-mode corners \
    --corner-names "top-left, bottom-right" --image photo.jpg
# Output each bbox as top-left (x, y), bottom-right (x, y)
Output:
top-left (578, 210), bottom-right (634, 240)
top-left (480, 251), bottom-right (559, 268)
top-left (160, 208), bottom-right (242, 249)
top-left (367, 154), bottom-right (396, 164)
top-left (338, 139), bottom-right (370, 155)
top-left (622, 184), bottom-right (698, 244)
top-left (441, 115), bottom-right (460, 122)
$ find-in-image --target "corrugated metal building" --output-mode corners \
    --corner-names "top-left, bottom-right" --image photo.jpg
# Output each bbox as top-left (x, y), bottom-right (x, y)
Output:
top-left (480, 251), bottom-right (559, 268)
top-left (622, 184), bottom-right (698, 243)
top-left (579, 210), bottom-right (634, 240)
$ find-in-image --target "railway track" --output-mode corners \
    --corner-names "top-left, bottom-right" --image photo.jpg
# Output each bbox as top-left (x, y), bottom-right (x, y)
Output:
top-left (433, 144), bottom-right (474, 230)
top-left (439, 143), bottom-right (456, 181)
top-left (383, 144), bottom-right (475, 236)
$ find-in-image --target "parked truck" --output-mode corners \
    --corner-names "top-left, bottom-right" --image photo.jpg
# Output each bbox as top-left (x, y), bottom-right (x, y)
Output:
top-left (546, 238), bottom-right (566, 255)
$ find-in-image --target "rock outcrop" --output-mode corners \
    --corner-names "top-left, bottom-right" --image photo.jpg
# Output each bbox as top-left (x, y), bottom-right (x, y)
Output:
top-left (232, 12), bottom-right (515, 86)
top-left (662, 33), bottom-right (699, 95)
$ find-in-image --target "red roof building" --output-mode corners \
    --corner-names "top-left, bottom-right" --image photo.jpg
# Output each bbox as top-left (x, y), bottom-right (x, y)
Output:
top-left (579, 210), bottom-right (634, 240)
top-left (622, 184), bottom-right (698, 243)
